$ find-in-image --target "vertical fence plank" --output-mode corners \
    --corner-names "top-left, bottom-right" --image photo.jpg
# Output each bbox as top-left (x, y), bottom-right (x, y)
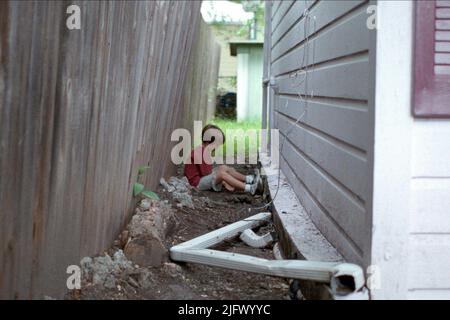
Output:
top-left (0, 0), bottom-right (218, 299)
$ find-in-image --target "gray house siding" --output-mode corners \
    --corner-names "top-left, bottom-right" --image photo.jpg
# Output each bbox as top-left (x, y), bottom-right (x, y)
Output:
top-left (266, 0), bottom-right (376, 266)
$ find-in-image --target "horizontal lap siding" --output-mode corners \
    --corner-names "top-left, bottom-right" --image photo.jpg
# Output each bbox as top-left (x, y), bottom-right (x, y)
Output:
top-left (407, 1), bottom-right (450, 298)
top-left (408, 122), bottom-right (450, 298)
top-left (271, 1), bottom-right (295, 35)
top-left (271, 1), bottom-right (284, 19)
top-left (407, 234), bottom-right (450, 295)
top-left (269, 0), bottom-right (374, 265)
top-left (372, 0), bottom-right (449, 299)
top-left (271, 0), bottom-right (366, 62)
top-left (272, 1), bottom-right (315, 49)
top-left (0, 1), bottom-right (205, 299)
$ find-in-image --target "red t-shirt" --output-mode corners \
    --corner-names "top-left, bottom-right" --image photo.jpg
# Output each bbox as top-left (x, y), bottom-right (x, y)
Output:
top-left (184, 146), bottom-right (213, 187)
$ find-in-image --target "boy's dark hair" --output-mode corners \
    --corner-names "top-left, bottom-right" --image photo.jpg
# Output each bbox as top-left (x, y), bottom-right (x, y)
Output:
top-left (202, 124), bottom-right (225, 144)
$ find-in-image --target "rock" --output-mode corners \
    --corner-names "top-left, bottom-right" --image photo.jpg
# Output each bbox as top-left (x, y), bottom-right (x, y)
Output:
top-left (137, 269), bottom-right (153, 289)
top-left (162, 176), bottom-right (195, 208)
top-left (172, 191), bottom-right (194, 209)
top-left (80, 250), bottom-right (134, 287)
top-left (103, 276), bottom-right (116, 289)
top-left (139, 199), bottom-right (151, 210)
top-left (163, 262), bottom-right (183, 278)
top-left (127, 276), bottom-right (140, 288)
top-left (124, 201), bottom-right (177, 267)
top-left (168, 176), bottom-right (191, 193)
top-left (128, 215), bottom-right (156, 239)
top-left (160, 177), bottom-right (175, 192)
top-left (80, 256), bottom-right (93, 277)
top-left (128, 202), bottom-right (176, 239)
top-left (113, 250), bottom-right (133, 270)
top-left (124, 268), bottom-right (153, 289)
top-left (124, 236), bottom-right (168, 267)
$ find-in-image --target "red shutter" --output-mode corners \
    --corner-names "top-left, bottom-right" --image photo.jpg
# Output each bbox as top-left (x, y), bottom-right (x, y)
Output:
top-left (413, 0), bottom-right (450, 118)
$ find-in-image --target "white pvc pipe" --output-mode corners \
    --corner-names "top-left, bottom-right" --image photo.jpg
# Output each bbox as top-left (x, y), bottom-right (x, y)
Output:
top-left (239, 229), bottom-right (273, 248)
top-left (173, 212), bottom-right (271, 250)
top-left (272, 242), bottom-right (284, 260)
top-left (171, 247), bottom-right (341, 283)
top-left (170, 212), bottom-right (366, 295)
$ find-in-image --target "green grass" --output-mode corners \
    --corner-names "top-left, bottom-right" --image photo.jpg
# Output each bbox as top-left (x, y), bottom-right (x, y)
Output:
top-left (209, 118), bottom-right (261, 160)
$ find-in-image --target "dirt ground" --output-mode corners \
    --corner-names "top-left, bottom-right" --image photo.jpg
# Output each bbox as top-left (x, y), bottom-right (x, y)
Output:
top-left (67, 165), bottom-right (291, 300)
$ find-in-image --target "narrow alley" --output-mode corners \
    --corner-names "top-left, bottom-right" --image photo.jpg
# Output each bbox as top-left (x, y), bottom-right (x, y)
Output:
top-left (67, 164), bottom-right (291, 300)
top-left (1, 0), bottom-right (449, 305)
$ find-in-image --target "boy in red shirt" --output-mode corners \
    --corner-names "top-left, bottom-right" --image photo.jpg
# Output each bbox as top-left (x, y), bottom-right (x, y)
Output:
top-left (184, 124), bottom-right (260, 194)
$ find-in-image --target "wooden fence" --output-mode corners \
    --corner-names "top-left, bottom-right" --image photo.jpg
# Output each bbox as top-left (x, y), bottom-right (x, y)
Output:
top-left (0, 1), bottom-right (218, 299)
top-left (182, 19), bottom-right (221, 131)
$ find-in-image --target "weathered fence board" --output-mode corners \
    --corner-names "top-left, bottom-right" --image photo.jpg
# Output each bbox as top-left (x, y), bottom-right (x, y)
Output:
top-left (182, 18), bottom-right (220, 132)
top-left (0, 0), bottom-right (217, 299)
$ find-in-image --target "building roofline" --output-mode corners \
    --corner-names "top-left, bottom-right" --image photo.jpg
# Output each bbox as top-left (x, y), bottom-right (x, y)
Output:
top-left (229, 40), bottom-right (264, 56)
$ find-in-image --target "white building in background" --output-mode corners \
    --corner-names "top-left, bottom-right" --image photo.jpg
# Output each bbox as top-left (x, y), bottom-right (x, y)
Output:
top-left (230, 40), bottom-right (264, 121)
